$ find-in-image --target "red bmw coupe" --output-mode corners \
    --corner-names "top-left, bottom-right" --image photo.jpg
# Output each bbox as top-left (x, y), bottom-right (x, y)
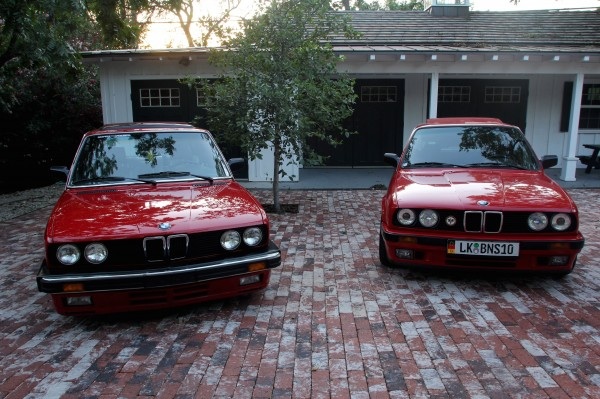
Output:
top-left (379, 117), bottom-right (584, 276)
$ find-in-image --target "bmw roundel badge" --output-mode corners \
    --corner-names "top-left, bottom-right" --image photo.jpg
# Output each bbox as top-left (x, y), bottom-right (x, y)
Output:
top-left (158, 222), bottom-right (172, 230)
top-left (477, 200), bottom-right (490, 206)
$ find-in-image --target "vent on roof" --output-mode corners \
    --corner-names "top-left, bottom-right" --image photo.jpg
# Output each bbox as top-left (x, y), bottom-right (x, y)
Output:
top-left (425, 0), bottom-right (470, 17)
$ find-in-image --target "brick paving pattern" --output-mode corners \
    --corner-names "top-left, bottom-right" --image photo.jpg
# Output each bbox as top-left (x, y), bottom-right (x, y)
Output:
top-left (1, 189), bottom-right (599, 398)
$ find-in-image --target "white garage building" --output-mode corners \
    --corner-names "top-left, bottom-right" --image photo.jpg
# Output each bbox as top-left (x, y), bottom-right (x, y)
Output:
top-left (82, 0), bottom-right (600, 182)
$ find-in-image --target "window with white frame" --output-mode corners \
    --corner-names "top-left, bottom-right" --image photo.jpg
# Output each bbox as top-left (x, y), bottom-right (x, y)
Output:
top-left (361, 86), bottom-right (397, 103)
top-left (438, 86), bottom-right (471, 103)
top-left (484, 86), bottom-right (521, 103)
top-left (580, 84), bottom-right (600, 129)
top-left (139, 88), bottom-right (180, 108)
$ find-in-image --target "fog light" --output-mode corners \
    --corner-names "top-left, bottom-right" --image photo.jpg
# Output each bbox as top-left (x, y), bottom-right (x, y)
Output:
top-left (549, 256), bottom-right (569, 266)
top-left (65, 296), bottom-right (93, 306)
top-left (395, 249), bottom-right (414, 259)
top-left (240, 275), bottom-right (261, 286)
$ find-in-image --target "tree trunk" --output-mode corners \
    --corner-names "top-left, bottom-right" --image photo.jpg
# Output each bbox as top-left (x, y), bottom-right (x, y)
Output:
top-left (272, 142), bottom-right (281, 213)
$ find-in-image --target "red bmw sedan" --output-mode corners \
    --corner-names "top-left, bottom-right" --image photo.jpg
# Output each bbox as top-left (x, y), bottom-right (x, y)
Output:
top-left (37, 122), bottom-right (280, 315)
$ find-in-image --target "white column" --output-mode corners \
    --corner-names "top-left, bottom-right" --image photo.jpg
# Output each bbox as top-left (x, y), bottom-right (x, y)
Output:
top-left (429, 72), bottom-right (439, 119)
top-left (560, 73), bottom-right (584, 182)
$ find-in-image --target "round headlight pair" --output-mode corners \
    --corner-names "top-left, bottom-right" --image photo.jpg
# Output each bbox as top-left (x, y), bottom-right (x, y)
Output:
top-left (528, 212), bottom-right (571, 231)
top-left (396, 209), bottom-right (438, 228)
top-left (220, 227), bottom-right (263, 250)
top-left (56, 243), bottom-right (108, 265)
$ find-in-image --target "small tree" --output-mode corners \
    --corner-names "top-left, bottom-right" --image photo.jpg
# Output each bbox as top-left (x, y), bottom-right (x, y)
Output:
top-left (199, 0), bottom-right (358, 212)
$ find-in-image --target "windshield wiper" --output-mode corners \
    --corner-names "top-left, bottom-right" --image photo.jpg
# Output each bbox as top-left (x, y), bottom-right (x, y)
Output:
top-left (138, 171), bottom-right (214, 184)
top-left (464, 162), bottom-right (530, 170)
top-left (72, 176), bottom-right (156, 185)
top-left (408, 162), bottom-right (465, 168)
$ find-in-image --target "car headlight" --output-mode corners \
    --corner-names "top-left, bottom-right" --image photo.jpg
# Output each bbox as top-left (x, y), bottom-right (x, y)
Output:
top-left (85, 243), bottom-right (108, 264)
top-left (397, 209), bottom-right (416, 226)
top-left (419, 209), bottom-right (439, 228)
top-left (551, 213), bottom-right (571, 231)
top-left (528, 212), bottom-right (548, 231)
top-left (243, 227), bottom-right (263, 246)
top-left (221, 230), bottom-right (241, 250)
top-left (57, 244), bottom-right (80, 265)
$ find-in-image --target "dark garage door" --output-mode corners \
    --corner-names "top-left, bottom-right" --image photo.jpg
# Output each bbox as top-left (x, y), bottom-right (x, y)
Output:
top-left (310, 79), bottom-right (405, 167)
top-left (435, 79), bottom-right (529, 131)
top-left (130, 79), bottom-right (246, 178)
top-left (131, 80), bottom-right (203, 123)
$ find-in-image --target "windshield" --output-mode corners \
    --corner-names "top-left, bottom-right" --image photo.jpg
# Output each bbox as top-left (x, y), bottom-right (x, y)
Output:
top-left (401, 125), bottom-right (540, 170)
top-left (69, 131), bottom-right (231, 186)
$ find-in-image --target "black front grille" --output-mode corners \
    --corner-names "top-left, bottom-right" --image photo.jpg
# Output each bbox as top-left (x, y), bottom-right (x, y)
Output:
top-left (143, 234), bottom-right (189, 262)
top-left (464, 211), bottom-right (503, 233)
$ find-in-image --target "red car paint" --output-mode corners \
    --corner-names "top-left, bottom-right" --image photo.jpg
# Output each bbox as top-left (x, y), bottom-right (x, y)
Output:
top-left (379, 118), bottom-right (584, 275)
top-left (37, 123), bottom-right (281, 315)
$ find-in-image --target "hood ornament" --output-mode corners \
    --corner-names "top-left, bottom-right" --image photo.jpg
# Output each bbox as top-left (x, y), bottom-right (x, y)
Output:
top-left (158, 222), bottom-right (172, 230)
top-left (477, 200), bottom-right (490, 206)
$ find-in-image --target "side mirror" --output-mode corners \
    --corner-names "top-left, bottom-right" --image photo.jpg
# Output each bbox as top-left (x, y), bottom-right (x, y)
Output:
top-left (384, 153), bottom-right (401, 168)
top-left (228, 158), bottom-right (246, 172)
top-left (540, 155), bottom-right (558, 169)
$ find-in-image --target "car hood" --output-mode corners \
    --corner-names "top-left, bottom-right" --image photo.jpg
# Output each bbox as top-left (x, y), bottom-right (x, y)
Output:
top-left (46, 180), bottom-right (267, 242)
top-left (389, 169), bottom-right (577, 211)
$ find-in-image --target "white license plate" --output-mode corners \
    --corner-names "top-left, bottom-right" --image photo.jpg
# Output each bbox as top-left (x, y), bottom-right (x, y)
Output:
top-left (448, 240), bottom-right (519, 257)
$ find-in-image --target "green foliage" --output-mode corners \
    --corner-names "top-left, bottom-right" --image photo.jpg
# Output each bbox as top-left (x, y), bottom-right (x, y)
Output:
top-left (195, 0), bottom-right (358, 210)
top-left (0, 0), bottom-right (171, 192)
top-left (333, 0), bottom-right (424, 10)
top-left (84, 0), bottom-right (181, 49)
top-left (0, 64), bottom-right (102, 192)
top-left (0, 0), bottom-right (90, 112)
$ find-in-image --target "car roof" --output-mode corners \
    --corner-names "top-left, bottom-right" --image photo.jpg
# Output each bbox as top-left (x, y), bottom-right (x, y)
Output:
top-left (87, 122), bottom-right (208, 136)
top-left (416, 117), bottom-right (514, 129)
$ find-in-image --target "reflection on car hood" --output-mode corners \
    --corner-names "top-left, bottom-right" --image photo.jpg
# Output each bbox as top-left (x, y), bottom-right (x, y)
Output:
top-left (46, 180), bottom-right (267, 241)
top-left (390, 169), bottom-right (577, 211)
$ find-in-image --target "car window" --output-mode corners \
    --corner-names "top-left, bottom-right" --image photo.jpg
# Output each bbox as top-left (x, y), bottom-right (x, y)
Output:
top-left (401, 126), bottom-right (539, 170)
top-left (69, 131), bottom-right (230, 185)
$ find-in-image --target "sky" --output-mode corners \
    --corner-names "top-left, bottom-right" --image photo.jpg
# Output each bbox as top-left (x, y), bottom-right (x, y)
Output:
top-left (141, 0), bottom-right (599, 48)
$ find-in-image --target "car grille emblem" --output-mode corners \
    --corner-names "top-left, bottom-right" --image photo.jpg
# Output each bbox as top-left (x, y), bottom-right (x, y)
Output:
top-left (158, 222), bottom-right (172, 230)
top-left (477, 200), bottom-right (489, 206)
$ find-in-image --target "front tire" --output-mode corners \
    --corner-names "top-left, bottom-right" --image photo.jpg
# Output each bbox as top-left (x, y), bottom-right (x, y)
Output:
top-left (379, 233), bottom-right (392, 267)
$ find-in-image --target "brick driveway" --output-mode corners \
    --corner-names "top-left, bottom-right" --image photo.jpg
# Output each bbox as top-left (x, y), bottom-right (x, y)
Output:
top-left (1, 189), bottom-right (599, 399)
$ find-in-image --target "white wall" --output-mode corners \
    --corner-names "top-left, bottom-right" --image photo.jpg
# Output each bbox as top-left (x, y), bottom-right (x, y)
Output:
top-left (94, 56), bottom-right (600, 179)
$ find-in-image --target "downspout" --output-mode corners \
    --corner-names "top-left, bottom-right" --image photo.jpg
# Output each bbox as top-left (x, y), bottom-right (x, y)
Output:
top-left (560, 72), bottom-right (584, 182)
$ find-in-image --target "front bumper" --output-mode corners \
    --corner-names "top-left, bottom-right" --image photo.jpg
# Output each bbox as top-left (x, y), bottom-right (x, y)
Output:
top-left (381, 227), bottom-right (584, 273)
top-left (37, 241), bottom-right (281, 294)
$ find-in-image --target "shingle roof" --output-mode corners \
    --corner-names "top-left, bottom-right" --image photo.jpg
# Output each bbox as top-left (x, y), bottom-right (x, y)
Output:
top-left (333, 9), bottom-right (600, 50)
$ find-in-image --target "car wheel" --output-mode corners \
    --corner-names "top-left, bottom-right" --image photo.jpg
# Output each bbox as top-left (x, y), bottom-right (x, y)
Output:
top-left (379, 233), bottom-right (392, 267)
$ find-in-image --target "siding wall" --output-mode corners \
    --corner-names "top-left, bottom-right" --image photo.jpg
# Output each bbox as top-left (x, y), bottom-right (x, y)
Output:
top-left (96, 59), bottom-right (600, 178)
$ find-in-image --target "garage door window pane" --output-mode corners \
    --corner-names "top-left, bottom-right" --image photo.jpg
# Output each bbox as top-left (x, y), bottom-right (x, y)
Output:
top-left (484, 87), bottom-right (521, 103)
top-left (439, 86), bottom-right (470, 103)
top-left (361, 86), bottom-right (397, 103)
top-left (140, 88), bottom-right (181, 108)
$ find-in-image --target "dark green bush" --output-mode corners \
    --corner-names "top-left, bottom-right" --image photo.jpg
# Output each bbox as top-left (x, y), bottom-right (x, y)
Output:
top-left (0, 66), bottom-right (102, 193)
